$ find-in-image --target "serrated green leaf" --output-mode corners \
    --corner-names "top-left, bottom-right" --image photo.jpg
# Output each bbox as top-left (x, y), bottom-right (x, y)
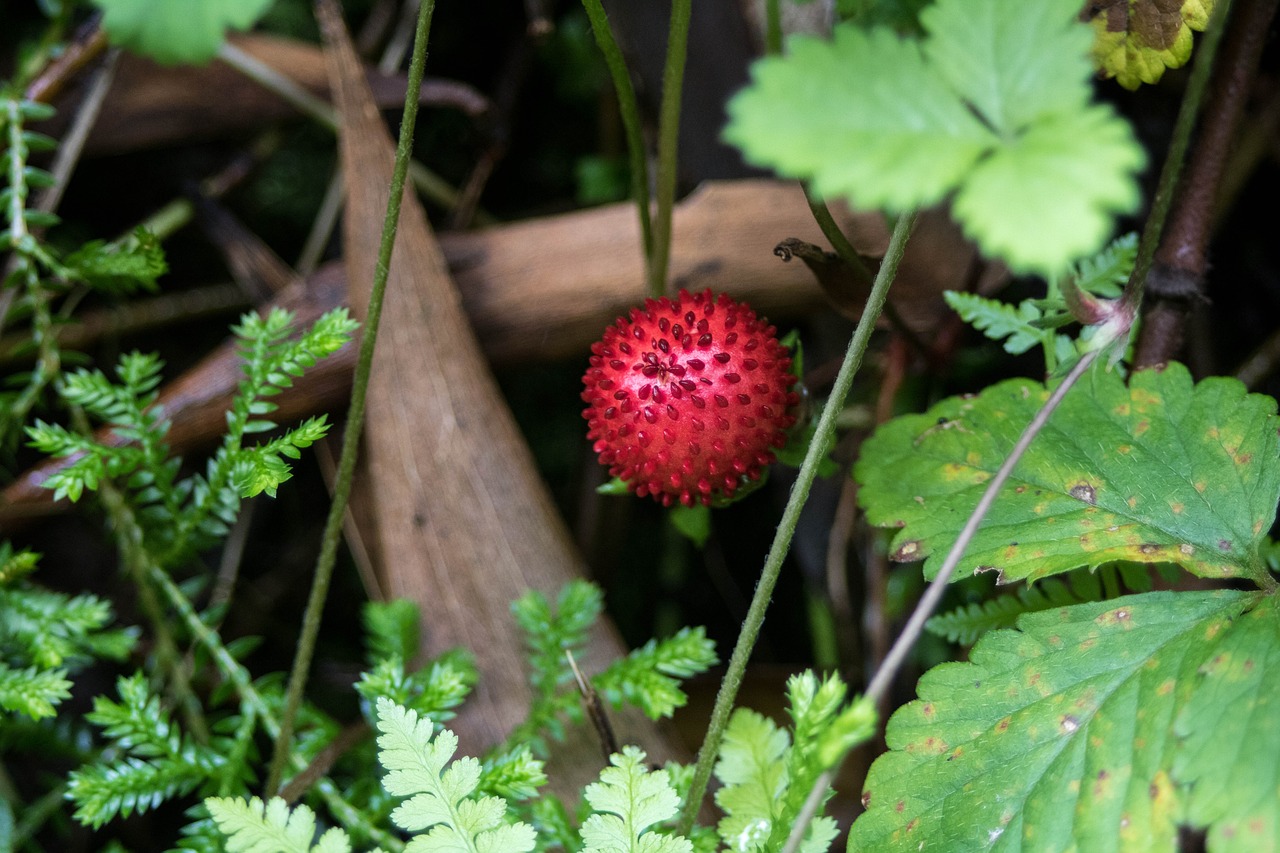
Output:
top-left (849, 590), bottom-right (1253, 852)
top-left (90, 0), bottom-right (277, 64)
top-left (726, 25), bottom-right (994, 214)
top-left (855, 362), bottom-right (1280, 584)
top-left (953, 106), bottom-right (1143, 273)
top-left (581, 746), bottom-right (693, 853)
top-left (726, 0), bottom-right (1143, 275)
top-left (1174, 592), bottom-right (1280, 852)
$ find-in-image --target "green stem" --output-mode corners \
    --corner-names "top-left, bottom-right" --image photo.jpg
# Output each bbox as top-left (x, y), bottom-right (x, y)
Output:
top-left (675, 211), bottom-right (917, 835)
top-left (764, 0), bottom-right (783, 55)
top-left (802, 186), bottom-right (872, 285)
top-left (581, 0), bottom-right (653, 263)
top-left (264, 0), bottom-right (437, 798)
top-left (647, 0), bottom-right (692, 298)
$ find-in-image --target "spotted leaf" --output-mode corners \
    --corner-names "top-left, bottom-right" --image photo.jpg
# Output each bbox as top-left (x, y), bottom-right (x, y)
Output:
top-left (850, 589), bottom-right (1256, 851)
top-left (1173, 592), bottom-right (1280, 852)
top-left (855, 361), bottom-right (1280, 584)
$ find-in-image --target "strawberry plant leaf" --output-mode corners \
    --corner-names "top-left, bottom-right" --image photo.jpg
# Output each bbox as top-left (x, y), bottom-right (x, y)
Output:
top-left (725, 0), bottom-right (1144, 275)
top-left (90, 0), bottom-right (276, 64)
top-left (850, 589), bottom-right (1256, 852)
top-left (1085, 0), bottom-right (1216, 90)
top-left (1173, 592), bottom-right (1280, 852)
top-left (855, 362), bottom-right (1280, 584)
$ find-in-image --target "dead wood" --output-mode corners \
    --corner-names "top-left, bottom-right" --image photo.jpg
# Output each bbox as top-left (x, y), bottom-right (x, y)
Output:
top-left (316, 0), bottom-right (681, 775)
top-left (56, 33), bottom-right (485, 156)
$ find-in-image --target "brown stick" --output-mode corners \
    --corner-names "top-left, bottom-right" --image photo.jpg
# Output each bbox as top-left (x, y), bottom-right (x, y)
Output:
top-left (318, 0), bottom-right (680, 774)
top-left (1134, 0), bottom-right (1279, 368)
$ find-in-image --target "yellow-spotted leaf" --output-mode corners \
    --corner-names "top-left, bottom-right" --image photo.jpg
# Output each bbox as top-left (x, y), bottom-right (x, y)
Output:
top-left (849, 589), bottom-right (1256, 852)
top-left (1174, 592), bottom-right (1280, 852)
top-left (854, 361), bottom-right (1280, 584)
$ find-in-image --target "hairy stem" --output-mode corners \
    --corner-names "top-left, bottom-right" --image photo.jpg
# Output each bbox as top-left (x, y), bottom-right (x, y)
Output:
top-left (648, 0), bottom-right (691, 298)
top-left (264, 0), bottom-right (436, 798)
top-left (676, 211), bottom-right (917, 836)
top-left (581, 0), bottom-right (653, 263)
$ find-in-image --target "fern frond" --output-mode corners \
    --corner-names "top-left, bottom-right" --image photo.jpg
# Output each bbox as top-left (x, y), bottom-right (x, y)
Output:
top-left (1069, 231), bottom-right (1137, 297)
top-left (68, 674), bottom-right (226, 827)
top-left (580, 746), bottom-right (692, 853)
top-left (509, 580), bottom-right (603, 750)
top-left (943, 291), bottom-right (1046, 355)
top-left (364, 599), bottom-right (421, 664)
top-left (926, 577), bottom-right (1092, 644)
top-left (0, 663), bottom-right (70, 719)
top-left (205, 796), bottom-right (352, 853)
top-left (375, 698), bottom-right (537, 852)
top-left (68, 755), bottom-right (207, 828)
top-left (593, 626), bottom-right (717, 719)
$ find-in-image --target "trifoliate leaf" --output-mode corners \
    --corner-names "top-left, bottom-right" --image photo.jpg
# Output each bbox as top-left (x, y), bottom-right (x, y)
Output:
top-left (1174, 592), bottom-right (1280, 852)
top-left (726, 26), bottom-right (994, 214)
top-left (90, 0), bottom-right (276, 64)
top-left (855, 362), bottom-right (1280, 584)
top-left (1085, 0), bottom-right (1217, 89)
top-left (726, 0), bottom-right (1144, 276)
top-left (849, 590), bottom-right (1254, 851)
top-left (581, 746), bottom-right (693, 853)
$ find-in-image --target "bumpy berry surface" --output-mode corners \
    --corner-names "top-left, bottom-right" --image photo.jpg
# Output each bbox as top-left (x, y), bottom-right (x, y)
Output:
top-left (582, 289), bottom-right (800, 507)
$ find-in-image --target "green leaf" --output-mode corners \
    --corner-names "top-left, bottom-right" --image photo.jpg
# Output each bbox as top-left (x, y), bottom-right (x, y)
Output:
top-left (206, 796), bottom-right (352, 853)
top-left (593, 627), bottom-right (718, 720)
top-left (90, 0), bottom-right (277, 64)
top-left (943, 292), bottom-right (1045, 356)
top-left (855, 362), bottom-right (1280, 584)
top-left (374, 698), bottom-right (536, 852)
top-left (725, 0), bottom-right (1144, 275)
top-left (926, 575), bottom-right (1096, 644)
top-left (849, 589), bottom-right (1253, 851)
top-left (580, 746), bottom-right (693, 853)
top-left (63, 228), bottom-right (167, 293)
top-left (0, 663), bottom-right (70, 719)
top-left (1174, 592), bottom-right (1280, 852)
top-left (669, 504), bottom-right (711, 548)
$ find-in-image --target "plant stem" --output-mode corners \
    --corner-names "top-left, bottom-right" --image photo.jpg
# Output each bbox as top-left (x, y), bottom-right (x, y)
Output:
top-left (781, 346), bottom-right (1104, 853)
top-left (264, 0), bottom-right (436, 798)
top-left (647, 0), bottom-right (692, 298)
top-left (581, 0), bottom-right (653, 263)
top-left (764, 0), bottom-right (783, 54)
top-left (676, 211), bottom-right (917, 836)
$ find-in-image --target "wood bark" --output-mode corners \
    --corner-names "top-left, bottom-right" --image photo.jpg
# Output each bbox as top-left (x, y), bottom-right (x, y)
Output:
top-left (317, 0), bottom-right (678, 769)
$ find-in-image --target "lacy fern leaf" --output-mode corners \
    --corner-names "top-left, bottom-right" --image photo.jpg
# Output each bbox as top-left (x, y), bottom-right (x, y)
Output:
top-left (580, 746), bottom-right (693, 853)
top-left (375, 697), bottom-right (537, 852)
top-left (206, 796), bottom-right (352, 853)
top-left (594, 627), bottom-right (717, 720)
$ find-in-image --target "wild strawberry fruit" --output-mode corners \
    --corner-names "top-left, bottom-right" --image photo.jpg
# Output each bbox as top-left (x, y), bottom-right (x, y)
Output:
top-left (582, 289), bottom-right (800, 507)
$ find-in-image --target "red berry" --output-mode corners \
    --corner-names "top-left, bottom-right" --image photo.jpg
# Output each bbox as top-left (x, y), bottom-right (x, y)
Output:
top-left (581, 289), bottom-right (800, 507)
